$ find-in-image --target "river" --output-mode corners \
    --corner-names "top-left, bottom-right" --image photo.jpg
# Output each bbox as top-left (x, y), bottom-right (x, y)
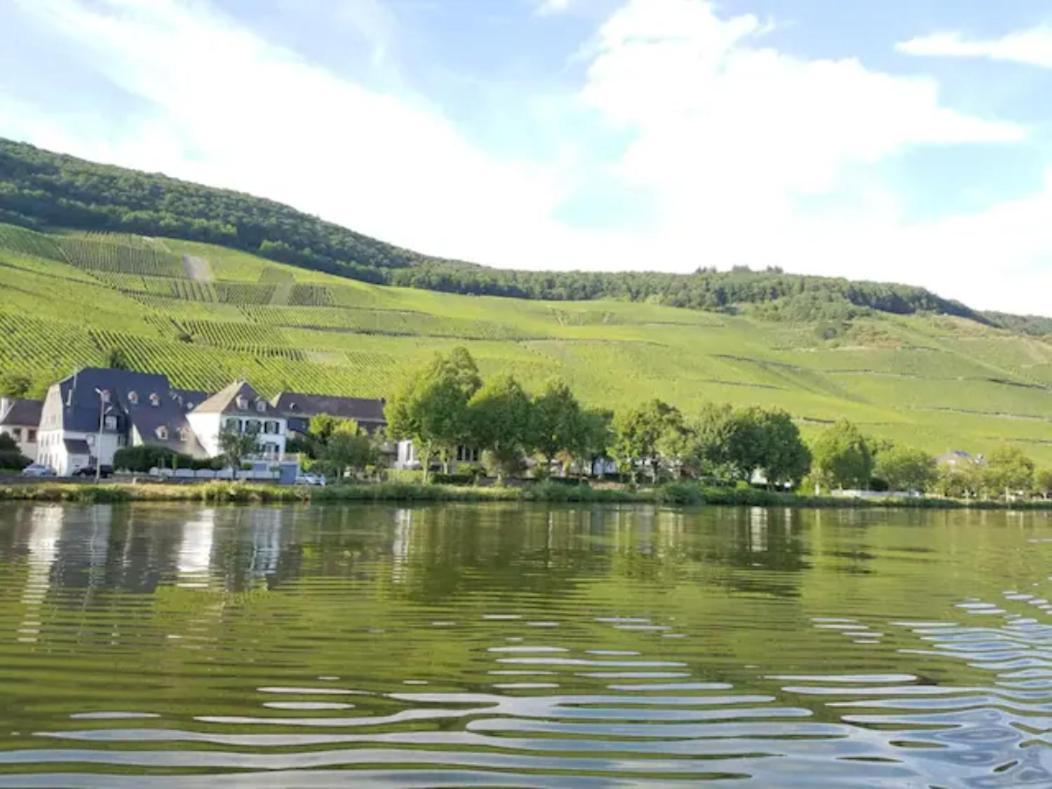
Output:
top-left (0, 502), bottom-right (1050, 786)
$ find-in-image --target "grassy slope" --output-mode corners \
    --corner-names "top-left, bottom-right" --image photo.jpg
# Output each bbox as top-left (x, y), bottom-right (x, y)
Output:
top-left (2, 222), bottom-right (1052, 463)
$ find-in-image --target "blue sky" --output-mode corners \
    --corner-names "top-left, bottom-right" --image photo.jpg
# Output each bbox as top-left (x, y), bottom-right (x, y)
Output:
top-left (1, 0), bottom-right (1051, 313)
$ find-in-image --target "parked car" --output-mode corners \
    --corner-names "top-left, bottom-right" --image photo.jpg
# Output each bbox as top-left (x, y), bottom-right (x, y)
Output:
top-left (73, 464), bottom-right (114, 479)
top-left (296, 472), bottom-right (327, 486)
top-left (20, 463), bottom-right (56, 477)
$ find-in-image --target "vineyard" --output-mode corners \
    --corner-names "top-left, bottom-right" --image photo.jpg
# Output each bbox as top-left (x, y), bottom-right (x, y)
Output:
top-left (2, 222), bottom-right (1052, 462)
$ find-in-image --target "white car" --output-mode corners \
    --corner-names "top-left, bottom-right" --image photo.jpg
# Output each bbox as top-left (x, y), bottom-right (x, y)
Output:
top-left (296, 472), bottom-right (327, 487)
top-left (21, 463), bottom-right (56, 477)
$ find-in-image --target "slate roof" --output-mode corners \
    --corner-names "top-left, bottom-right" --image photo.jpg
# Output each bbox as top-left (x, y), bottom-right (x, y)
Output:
top-left (63, 438), bottom-right (91, 455)
top-left (191, 380), bottom-right (276, 416)
top-left (271, 392), bottom-right (386, 425)
top-left (51, 367), bottom-right (207, 457)
top-left (0, 398), bottom-right (42, 427)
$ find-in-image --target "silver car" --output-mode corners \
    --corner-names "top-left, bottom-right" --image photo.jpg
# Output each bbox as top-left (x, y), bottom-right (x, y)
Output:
top-left (21, 463), bottom-right (56, 477)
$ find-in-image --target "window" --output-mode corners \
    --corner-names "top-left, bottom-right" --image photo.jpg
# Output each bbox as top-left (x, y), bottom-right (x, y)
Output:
top-left (156, 426), bottom-right (168, 440)
top-left (177, 427), bottom-right (188, 443)
top-left (246, 420), bottom-right (260, 435)
top-left (104, 415), bottom-right (118, 430)
top-left (186, 402), bottom-right (195, 411)
top-left (149, 393), bottom-right (160, 407)
top-left (127, 391), bottom-right (138, 405)
top-left (11, 428), bottom-right (21, 441)
top-left (236, 396), bottom-right (248, 410)
top-left (264, 420), bottom-right (281, 434)
top-left (28, 429), bottom-right (36, 442)
top-left (255, 400), bottom-right (266, 413)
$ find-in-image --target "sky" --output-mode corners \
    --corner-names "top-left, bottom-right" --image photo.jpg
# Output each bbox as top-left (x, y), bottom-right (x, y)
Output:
top-left (1, 0), bottom-right (1051, 314)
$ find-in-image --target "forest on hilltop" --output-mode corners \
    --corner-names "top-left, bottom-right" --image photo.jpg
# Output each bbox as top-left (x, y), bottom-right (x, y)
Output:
top-left (0, 137), bottom-right (1023, 325)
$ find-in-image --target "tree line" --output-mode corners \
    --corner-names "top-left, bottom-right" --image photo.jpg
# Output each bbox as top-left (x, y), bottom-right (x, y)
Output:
top-left (1, 138), bottom-right (1000, 324)
top-left (381, 347), bottom-right (1052, 498)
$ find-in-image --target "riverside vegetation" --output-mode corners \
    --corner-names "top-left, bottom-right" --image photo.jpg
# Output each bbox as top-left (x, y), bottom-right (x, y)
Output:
top-left (4, 347), bottom-right (1052, 508)
top-left (3, 140), bottom-right (1052, 467)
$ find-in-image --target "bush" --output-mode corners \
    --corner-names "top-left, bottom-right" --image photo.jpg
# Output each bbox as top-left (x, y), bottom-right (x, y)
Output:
top-left (656, 482), bottom-right (705, 506)
top-left (0, 451), bottom-right (31, 471)
top-left (113, 445), bottom-right (194, 472)
top-left (432, 472), bottom-right (478, 485)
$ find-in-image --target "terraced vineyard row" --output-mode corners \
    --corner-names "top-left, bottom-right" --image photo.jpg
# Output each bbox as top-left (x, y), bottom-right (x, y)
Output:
top-left (58, 234), bottom-right (185, 277)
top-left (241, 305), bottom-right (544, 340)
top-left (0, 309), bottom-right (103, 376)
top-left (0, 224), bottom-right (64, 260)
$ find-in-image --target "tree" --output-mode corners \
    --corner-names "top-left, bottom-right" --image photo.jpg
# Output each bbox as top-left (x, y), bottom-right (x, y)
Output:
top-left (875, 445), bottom-right (937, 493)
top-left (322, 421), bottom-right (376, 480)
top-left (811, 420), bottom-right (874, 491)
top-left (0, 433), bottom-right (31, 471)
top-left (468, 374), bottom-right (534, 482)
top-left (1036, 468), bottom-right (1052, 499)
top-left (218, 428), bottom-right (257, 480)
top-left (984, 445), bottom-right (1035, 500)
top-left (613, 400), bottom-right (684, 484)
top-left (689, 403), bottom-right (739, 482)
top-left (934, 461), bottom-right (984, 499)
top-left (0, 372), bottom-right (31, 398)
top-left (105, 347), bottom-right (130, 370)
top-left (754, 408), bottom-right (811, 489)
top-left (688, 404), bottom-right (809, 487)
top-left (532, 379), bottom-right (583, 473)
top-left (385, 347), bottom-right (481, 481)
top-left (571, 408), bottom-right (613, 479)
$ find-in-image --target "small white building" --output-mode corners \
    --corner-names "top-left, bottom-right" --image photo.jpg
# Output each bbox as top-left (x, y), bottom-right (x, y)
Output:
top-left (187, 380), bottom-right (287, 460)
top-left (0, 396), bottom-right (42, 461)
top-left (394, 439), bottom-right (479, 471)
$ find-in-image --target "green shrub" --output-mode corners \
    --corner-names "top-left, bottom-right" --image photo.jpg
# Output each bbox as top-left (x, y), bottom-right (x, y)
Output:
top-left (113, 445), bottom-right (194, 472)
top-left (656, 482), bottom-right (704, 506)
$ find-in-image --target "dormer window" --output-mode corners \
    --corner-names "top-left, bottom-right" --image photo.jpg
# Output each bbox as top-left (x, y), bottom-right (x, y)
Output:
top-left (255, 400), bottom-right (266, 413)
top-left (177, 427), bottom-right (188, 443)
top-left (155, 426), bottom-right (168, 440)
top-left (236, 396), bottom-right (248, 410)
top-left (128, 391), bottom-right (138, 405)
top-left (103, 415), bottom-right (117, 430)
top-left (149, 393), bottom-right (160, 407)
top-left (186, 402), bottom-right (195, 411)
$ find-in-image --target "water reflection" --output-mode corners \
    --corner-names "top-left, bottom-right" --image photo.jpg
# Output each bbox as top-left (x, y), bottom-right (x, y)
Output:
top-left (1, 502), bottom-right (1052, 785)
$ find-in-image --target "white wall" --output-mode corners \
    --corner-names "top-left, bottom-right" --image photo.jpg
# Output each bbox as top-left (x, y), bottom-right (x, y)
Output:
top-left (187, 412), bottom-right (287, 459)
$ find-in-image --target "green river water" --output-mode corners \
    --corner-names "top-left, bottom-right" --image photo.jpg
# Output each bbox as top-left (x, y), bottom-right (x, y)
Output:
top-left (1, 502), bottom-right (1051, 786)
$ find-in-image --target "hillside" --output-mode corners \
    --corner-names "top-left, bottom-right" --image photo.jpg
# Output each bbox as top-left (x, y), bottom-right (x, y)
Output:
top-left (0, 137), bottom-right (995, 318)
top-left (1, 222), bottom-right (1052, 463)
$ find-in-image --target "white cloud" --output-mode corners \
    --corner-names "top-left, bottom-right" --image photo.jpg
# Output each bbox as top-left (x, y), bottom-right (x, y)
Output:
top-left (2, 0), bottom-right (1050, 314)
top-left (3, 0), bottom-right (568, 266)
top-left (572, 0), bottom-right (1046, 311)
top-left (537, 0), bottom-right (572, 16)
top-left (898, 28), bottom-right (1052, 68)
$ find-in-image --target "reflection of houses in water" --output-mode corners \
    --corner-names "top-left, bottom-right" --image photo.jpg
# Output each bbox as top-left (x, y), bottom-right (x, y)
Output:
top-left (246, 508), bottom-right (286, 579)
top-left (177, 508), bottom-right (216, 588)
top-left (749, 507), bottom-right (768, 554)
top-left (391, 508), bottom-right (413, 584)
top-left (18, 504), bottom-right (64, 643)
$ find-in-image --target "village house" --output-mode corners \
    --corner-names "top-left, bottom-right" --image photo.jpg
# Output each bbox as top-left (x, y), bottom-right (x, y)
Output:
top-left (187, 380), bottom-right (288, 459)
top-left (36, 368), bottom-right (209, 476)
top-left (0, 396), bottom-right (43, 461)
top-left (270, 392), bottom-right (387, 437)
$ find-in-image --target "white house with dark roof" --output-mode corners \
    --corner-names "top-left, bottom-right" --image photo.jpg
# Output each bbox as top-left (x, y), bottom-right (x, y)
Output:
top-left (0, 397), bottom-right (43, 461)
top-left (36, 368), bottom-right (209, 475)
top-left (187, 380), bottom-right (287, 460)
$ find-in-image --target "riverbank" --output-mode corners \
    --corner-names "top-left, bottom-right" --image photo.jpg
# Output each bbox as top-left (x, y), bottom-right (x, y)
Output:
top-left (2, 479), bottom-right (1051, 509)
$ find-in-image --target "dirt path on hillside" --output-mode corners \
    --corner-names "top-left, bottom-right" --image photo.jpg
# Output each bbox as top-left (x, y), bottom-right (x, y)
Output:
top-left (182, 255), bottom-right (214, 281)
